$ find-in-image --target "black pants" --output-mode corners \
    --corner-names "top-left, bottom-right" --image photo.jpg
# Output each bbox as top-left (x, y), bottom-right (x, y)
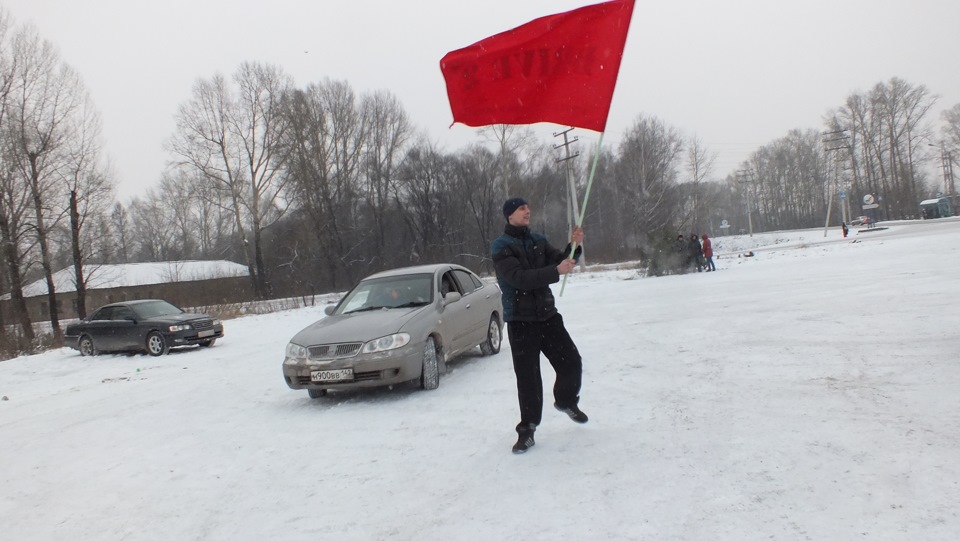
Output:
top-left (507, 314), bottom-right (582, 434)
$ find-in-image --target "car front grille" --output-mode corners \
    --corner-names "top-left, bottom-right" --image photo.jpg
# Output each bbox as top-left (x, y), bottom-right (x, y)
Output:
top-left (308, 343), bottom-right (363, 359)
top-left (192, 319), bottom-right (213, 330)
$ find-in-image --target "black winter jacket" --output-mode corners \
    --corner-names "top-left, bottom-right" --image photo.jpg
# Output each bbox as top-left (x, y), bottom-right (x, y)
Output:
top-left (491, 223), bottom-right (581, 322)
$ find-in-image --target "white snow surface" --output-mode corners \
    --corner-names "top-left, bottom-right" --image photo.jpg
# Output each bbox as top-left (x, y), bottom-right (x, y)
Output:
top-left (2, 219), bottom-right (960, 540)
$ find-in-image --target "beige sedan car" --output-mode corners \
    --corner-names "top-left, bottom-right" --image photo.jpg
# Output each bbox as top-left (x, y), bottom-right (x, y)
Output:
top-left (282, 264), bottom-right (503, 398)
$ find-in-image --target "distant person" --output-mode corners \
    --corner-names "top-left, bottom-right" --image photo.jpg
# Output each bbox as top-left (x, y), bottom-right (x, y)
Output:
top-left (492, 197), bottom-right (587, 455)
top-left (674, 234), bottom-right (687, 273)
top-left (688, 234), bottom-right (703, 272)
top-left (841, 222), bottom-right (848, 237)
top-left (701, 234), bottom-right (716, 271)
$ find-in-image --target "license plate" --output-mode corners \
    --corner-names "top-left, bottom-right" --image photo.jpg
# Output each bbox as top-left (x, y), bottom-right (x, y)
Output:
top-left (198, 330), bottom-right (215, 338)
top-left (310, 369), bottom-right (354, 382)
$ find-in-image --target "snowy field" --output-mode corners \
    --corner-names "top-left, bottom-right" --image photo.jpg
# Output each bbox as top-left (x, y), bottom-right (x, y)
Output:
top-left (2, 218), bottom-right (959, 540)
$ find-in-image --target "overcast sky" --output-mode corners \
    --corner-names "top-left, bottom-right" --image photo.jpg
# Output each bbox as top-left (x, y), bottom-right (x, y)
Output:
top-left (3, 0), bottom-right (959, 200)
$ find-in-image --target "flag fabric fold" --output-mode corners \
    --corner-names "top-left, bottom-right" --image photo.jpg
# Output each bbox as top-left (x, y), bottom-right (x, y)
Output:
top-left (440, 0), bottom-right (634, 133)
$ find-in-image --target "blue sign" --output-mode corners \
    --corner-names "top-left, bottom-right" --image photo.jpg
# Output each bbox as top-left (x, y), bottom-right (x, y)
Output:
top-left (839, 191), bottom-right (846, 199)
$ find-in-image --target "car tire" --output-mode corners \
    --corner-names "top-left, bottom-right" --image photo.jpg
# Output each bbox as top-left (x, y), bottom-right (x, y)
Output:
top-left (307, 388), bottom-right (328, 399)
top-left (146, 331), bottom-right (169, 356)
top-left (79, 335), bottom-right (98, 356)
top-left (198, 339), bottom-right (216, 348)
top-left (479, 315), bottom-right (502, 356)
top-left (420, 336), bottom-right (440, 390)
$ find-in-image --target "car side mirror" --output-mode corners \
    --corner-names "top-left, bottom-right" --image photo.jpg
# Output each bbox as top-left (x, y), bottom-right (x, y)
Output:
top-left (442, 291), bottom-right (461, 306)
top-left (324, 305), bottom-right (336, 316)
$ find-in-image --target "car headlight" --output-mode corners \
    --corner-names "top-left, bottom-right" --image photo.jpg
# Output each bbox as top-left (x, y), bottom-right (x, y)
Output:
top-left (286, 342), bottom-right (308, 360)
top-left (212, 319), bottom-right (221, 326)
top-left (362, 333), bottom-right (411, 354)
top-left (168, 324), bottom-right (191, 332)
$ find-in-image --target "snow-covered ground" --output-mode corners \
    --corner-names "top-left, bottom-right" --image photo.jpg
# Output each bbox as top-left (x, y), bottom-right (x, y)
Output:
top-left (2, 218), bottom-right (959, 540)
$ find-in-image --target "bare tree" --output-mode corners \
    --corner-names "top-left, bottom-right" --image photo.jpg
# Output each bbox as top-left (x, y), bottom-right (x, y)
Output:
top-left (188, 170), bottom-right (234, 259)
top-left (870, 78), bottom-right (937, 216)
top-left (62, 94), bottom-right (112, 318)
top-left (395, 140), bottom-right (458, 263)
top-left (684, 135), bottom-right (717, 231)
top-left (360, 90), bottom-right (411, 257)
top-left (941, 103), bottom-right (960, 159)
top-left (126, 193), bottom-right (179, 261)
top-left (282, 80), bottom-right (367, 286)
top-left (738, 130), bottom-right (827, 231)
top-left (5, 25), bottom-right (86, 343)
top-left (480, 124), bottom-right (537, 197)
top-left (617, 115), bottom-right (685, 240)
top-left (0, 7), bottom-right (36, 349)
top-left (0, 157), bottom-right (35, 346)
top-left (168, 62), bottom-right (293, 298)
top-left (109, 202), bottom-right (129, 263)
top-left (124, 168), bottom-right (235, 262)
top-left (454, 145), bottom-right (501, 266)
top-left (157, 171), bottom-right (202, 257)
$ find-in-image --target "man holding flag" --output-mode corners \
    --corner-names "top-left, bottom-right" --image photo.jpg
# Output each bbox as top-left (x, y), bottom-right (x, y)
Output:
top-left (493, 197), bottom-right (587, 454)
top-left (440, 0), bottom-right (634, 453)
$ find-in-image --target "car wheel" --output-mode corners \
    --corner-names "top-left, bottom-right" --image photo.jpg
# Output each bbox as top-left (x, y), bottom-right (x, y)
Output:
top-left (79, 335), bottom-right (98, 356)
top-left (146, 331), bottom-right (169, 356)
top-left (198, 339), bottom-right (216, 348)
top-left (420, 336), bottom-right (440, 390)
top-left (307, 388), bottom-right (328, 399)
top-left (479, 315), bottom-right (502, 356)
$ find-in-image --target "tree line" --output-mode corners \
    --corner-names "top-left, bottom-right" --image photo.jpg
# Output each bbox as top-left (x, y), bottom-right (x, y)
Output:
top-left (2, 7), bottom-right (959, 356)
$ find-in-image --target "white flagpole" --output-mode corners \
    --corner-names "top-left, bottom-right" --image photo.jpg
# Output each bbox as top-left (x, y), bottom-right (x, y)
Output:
top-left (560, 132), bottom-right (604, 296)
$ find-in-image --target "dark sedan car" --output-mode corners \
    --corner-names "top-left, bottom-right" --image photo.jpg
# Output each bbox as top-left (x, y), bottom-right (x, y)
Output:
top-left (65, 299), bottom-right (224, 356)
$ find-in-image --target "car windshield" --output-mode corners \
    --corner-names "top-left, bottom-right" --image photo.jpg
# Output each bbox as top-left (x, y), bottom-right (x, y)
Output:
top-left (339, 274), bottom-right (433, 315)
top-left (131, 300), bottom-right (184, 319)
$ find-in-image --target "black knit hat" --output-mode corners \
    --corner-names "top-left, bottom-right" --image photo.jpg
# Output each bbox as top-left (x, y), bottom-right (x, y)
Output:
top-left (502, 197), bottom-right (528, 219)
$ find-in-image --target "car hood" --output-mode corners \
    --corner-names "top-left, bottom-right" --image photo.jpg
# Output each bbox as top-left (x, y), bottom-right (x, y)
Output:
top-left (291, 307), bottom-right (421, 346)
top-left (144, 313), bottom-right (211, 324)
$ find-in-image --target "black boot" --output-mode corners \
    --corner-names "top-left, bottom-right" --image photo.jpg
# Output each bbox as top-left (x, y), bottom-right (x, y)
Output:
top-left (512, 423), bottom-right (536, 454)
top-left (554, 402), bottom-right (589, 423)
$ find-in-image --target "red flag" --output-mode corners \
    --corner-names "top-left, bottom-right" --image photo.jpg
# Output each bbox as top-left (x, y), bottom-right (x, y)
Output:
top-left (440, 0), bottom-right (634, 133)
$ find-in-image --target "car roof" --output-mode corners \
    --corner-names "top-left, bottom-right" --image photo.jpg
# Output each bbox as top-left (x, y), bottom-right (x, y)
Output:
top-left (362, 264), bottom-right (467, 281)
top-left (99, 299), bottom-right (167, 308)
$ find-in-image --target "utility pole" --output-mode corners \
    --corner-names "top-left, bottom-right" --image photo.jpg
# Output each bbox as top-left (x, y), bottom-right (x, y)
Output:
top-left (925, 142), bottom-right (955, 201)
top-left (939, 144), bottom-right (955, 195)
top-left (822, 129), bottom-right (851, 236)
top-left (553, 127), bottom-right (585, 267)
top-left (736, 169), bottom-right (754, 237)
